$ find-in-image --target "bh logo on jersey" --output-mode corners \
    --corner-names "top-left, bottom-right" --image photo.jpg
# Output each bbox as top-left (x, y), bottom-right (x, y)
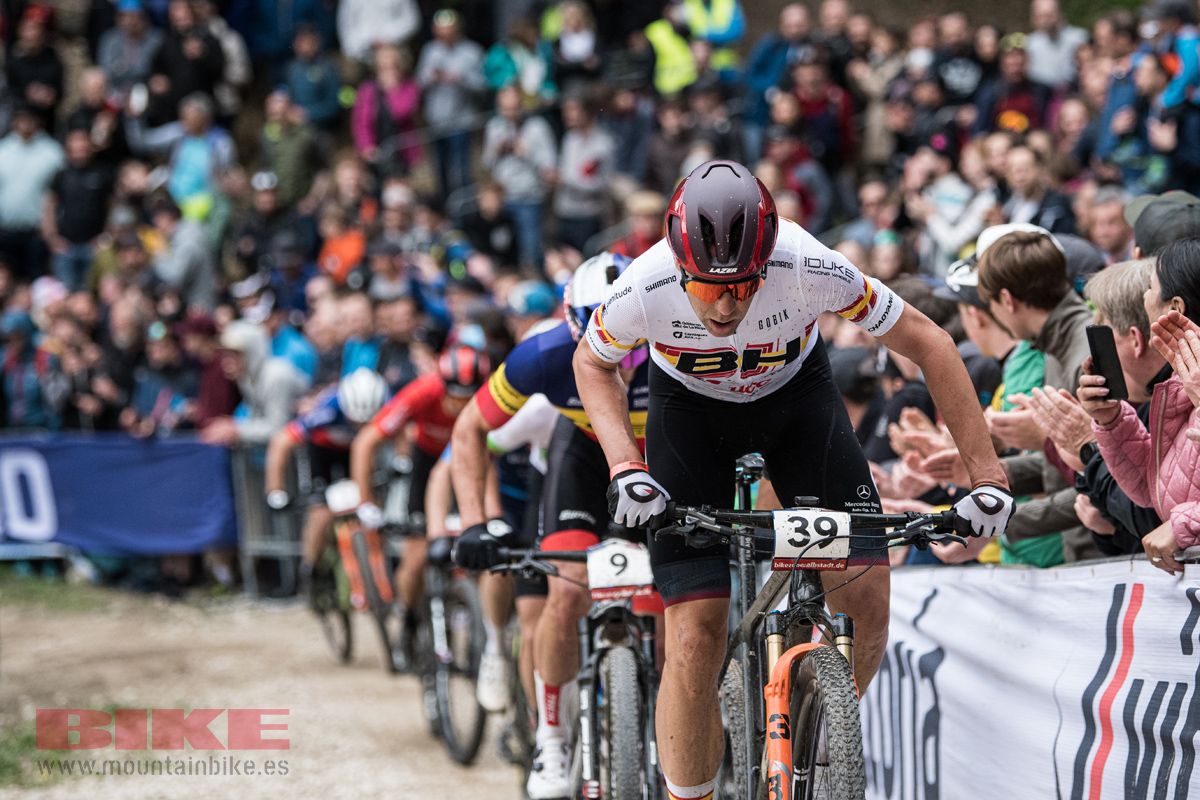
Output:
top-left (654, 331), bottom-right (809, 379)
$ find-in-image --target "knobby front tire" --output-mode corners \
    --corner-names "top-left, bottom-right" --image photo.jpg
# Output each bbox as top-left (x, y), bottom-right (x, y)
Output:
top-left (788, 647), bottom-right (866, 800)
top-left (720, 656), bottom-right (754, 799)
top-left (434, 575), bottom-right (488, 765)
top-left (313, 552), bottom-right (353, 664)
top-left (600, 646), bottom-right (644, 800)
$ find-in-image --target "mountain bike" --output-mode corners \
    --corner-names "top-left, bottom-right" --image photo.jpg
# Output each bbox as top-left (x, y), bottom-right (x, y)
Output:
top-left (324, 480), bottom-right (408, 674)
top-left (659, 454), bottom-right (967, 800)
top-left (493, 539), bottom-right (662, 800)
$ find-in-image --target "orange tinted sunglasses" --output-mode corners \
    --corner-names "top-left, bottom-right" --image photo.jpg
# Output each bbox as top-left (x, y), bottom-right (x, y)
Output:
top-left (680, 272), bottom-right (765, 304)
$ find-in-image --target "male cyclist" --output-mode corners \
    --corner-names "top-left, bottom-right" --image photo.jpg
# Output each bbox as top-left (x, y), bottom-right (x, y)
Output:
top-left (450, 253), bottom-right (652, 799)
top-left (350, 345), bottom-right (490, 667)
top-left (265, 367), bottom-right (389, 603)
top-left (574, 160), bottom-right (1012, 800)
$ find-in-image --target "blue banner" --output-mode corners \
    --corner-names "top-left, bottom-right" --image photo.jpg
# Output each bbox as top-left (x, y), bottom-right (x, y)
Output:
top-left (0, 434), bottom-right (238, 556)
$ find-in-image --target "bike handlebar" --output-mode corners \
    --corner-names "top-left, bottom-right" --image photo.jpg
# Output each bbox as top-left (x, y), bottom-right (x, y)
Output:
top-left (658, 503), bottom-right (967, 551)
top-left (490, 547), bottom-right (589, 578)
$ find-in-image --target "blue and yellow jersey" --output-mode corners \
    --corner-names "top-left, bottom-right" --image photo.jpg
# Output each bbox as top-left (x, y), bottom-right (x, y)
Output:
top-left (474, 321), bottom-right (649, 444)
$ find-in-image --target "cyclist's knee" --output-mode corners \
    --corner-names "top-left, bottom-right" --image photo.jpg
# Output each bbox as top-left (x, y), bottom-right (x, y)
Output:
top-left (665, 601), bottom-right (727, 688)
top-left (545, 580), bottom-right (590, 623)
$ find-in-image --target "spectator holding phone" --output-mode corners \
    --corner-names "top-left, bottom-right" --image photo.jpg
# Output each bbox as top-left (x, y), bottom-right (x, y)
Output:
top-left (1080, 238), bottom-right (1200, 573)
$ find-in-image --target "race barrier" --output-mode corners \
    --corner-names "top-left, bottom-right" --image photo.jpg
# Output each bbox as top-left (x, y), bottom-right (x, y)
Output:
top-left (862, 558), bottom-right (1200, 800)
top-left (0, 434), bottom-right (238, 556)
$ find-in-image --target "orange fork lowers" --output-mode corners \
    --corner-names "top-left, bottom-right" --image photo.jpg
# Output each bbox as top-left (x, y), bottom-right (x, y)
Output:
top-left (763, 642), bottom-right (827, 800)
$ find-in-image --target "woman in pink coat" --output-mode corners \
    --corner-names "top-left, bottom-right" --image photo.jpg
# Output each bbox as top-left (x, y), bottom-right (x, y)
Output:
top-left (1079, 238), bottom-right (1200, 574)
top-left (351, 44), bottom-right (422, 173)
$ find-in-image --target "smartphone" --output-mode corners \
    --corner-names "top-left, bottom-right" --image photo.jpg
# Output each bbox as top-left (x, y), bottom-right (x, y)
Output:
top-left (1086, 325), bottom-right (1129, 401)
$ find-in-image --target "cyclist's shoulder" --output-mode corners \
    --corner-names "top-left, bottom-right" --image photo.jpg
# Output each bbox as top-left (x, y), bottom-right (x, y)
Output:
top-left (393, 372), bottom-right (444, 406)
top-left (497, 324), bottom-right (572, 388)
top-left (622, 239), bottom-right (676, 286)
top-left (615, 240), bottom-right (685, 312)
top-left (768, 219), bottom-right (837, 266)
top-left (305, 386), bottom-right (343, 421)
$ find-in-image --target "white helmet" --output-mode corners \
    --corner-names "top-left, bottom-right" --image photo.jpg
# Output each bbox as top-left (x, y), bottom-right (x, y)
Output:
top-left (564, 251), bottom-right (633, 341)
top-left (337, 368), bottom-right (388, 423)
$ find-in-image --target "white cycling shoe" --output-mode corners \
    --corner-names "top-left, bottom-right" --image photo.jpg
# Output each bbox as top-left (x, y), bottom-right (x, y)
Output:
top-left (526, 741), bottom-right (571, 799)
top-left (475, 650), bottom-right (511, 712)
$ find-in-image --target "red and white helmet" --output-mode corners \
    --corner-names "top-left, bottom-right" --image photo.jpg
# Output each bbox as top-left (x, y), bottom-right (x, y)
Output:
top-left (666, 160), bottom-right (779, 283)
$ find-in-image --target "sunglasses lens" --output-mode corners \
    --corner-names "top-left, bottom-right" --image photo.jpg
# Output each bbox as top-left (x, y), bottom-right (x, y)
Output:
top-left (683, 275), bottom-right (763, 303)
top-left (682, 279), bottom-right (726, 304)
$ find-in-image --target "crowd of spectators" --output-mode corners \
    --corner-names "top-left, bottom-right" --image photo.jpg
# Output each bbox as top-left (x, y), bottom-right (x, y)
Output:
top-left (3, 0), bottom-right (1200, 579)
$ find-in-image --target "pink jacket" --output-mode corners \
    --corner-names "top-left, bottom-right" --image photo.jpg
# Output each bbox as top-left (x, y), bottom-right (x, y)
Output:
top-left (1094, 376), bottom-right (1200, 549)
top-left (351, 79), bottom-right (421, 167)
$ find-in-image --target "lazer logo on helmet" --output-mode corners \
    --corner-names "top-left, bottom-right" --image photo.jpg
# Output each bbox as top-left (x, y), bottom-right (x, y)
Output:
top-left (708, 266), bottom-right (740, 274)
top-left (655, 335), bottom-right (805, 378)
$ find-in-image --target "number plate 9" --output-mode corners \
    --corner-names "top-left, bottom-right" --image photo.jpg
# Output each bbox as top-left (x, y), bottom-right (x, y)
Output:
top-left (770, 509), bottom-right (850, 571)
top-left (586, 539), bottom-right (655, 600)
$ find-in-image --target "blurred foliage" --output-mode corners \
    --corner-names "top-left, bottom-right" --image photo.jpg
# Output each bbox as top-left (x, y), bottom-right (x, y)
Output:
top-left (0, 567), bottom-right (112, 612)
top-left (1062, 0), bottom-right (1146, 26)
top-left (0, 724), bottom-right (61, 788)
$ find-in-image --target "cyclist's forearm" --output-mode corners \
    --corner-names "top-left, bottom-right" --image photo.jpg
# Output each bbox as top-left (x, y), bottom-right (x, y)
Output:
top-left (350, 426), bottom-right (383, 506)
top-left (449, 402), bottom-right (492, 526)
top-left (264, 430), bottom-right (296, 493)
top-left (425, 457), bottom-right (453, 535)
top-left (484, 462), bottom-right (503, 520)
top-left (574, 342), bottom-right (642, 468)
top-left (883, 313), bottom-right (1007, 489)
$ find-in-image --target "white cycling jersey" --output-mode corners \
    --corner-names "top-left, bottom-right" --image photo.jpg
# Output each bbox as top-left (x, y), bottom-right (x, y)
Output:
top-left (584, 219), bottom-right (905, 402)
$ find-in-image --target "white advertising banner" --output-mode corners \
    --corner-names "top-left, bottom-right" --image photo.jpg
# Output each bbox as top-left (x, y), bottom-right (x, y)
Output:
top-left (861, 559), bottom-right (1200, 800)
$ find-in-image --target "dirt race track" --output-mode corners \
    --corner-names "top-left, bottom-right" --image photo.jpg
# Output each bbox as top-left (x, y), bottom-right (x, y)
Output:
top-left (0, 580), bottom-right (523, 800)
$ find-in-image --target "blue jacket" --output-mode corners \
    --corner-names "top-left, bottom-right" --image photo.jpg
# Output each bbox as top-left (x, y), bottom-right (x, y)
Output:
top-left (286, 57), bottom-right (343, 129)
top-left (743, 34), bottom-right (794, 125)
top-left (1095, 60), bottom-right (1140, 161)
top-left (273, 325), bottom-right (318, 381)
top-left (1160, 26), bottom-right (1200, 109)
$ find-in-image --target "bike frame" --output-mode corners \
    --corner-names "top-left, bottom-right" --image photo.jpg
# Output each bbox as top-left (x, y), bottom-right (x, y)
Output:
top-left (726, 455), bottom-right (858, 799)
top-left (332, 515), bottom-right (394, 610)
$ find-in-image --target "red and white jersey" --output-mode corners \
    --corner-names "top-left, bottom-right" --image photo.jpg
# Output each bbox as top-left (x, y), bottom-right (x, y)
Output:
top-left (584, 219), bottom-right (904, 402)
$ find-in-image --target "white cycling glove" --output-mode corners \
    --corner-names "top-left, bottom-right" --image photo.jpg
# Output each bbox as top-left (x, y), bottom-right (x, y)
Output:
top-left (952, 484), bottom-right (1015, 539)
top-left (356, 502), bottom-right (385, 530)
top-left (607, 465), bottom-right (670, 528)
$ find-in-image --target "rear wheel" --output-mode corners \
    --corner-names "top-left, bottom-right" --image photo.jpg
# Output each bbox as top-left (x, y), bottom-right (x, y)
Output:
top-left (600, 646), bottom-right (644, 800)
top-left (789, 647), bottom-right (865, 800)
top-left (434, 574), bottom-right (487, 764)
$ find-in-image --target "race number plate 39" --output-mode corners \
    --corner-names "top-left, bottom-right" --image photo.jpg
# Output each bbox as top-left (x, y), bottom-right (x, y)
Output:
top-left (586, 539), bottom-right (655, 600)
top-left (771, 509), bottom-right (850, 571)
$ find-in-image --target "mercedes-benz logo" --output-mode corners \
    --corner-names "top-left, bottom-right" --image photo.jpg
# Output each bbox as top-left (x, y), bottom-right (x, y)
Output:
top-left (857, 484), bottom-right (872, 500)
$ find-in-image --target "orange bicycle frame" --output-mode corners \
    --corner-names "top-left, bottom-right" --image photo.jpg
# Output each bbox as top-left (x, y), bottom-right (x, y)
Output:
top-left (332, 517), bottom-right (395, 610)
